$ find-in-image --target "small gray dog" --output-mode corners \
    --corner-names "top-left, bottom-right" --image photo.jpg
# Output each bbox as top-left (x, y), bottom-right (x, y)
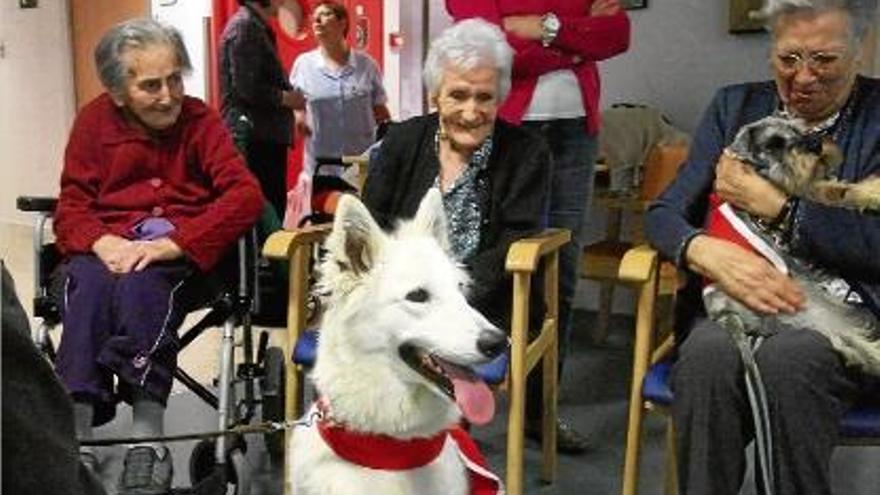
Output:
top-left (702, 115), bottom-right (880, 493)
top-left (704, 115), bottom-right (880, 375)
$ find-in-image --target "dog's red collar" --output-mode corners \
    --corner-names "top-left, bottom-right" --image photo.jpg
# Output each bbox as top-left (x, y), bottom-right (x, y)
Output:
top-left (313, 399), bottom-right (503, 493)
top-left (318, 420), bottom-right (448, 469)
top-left (315, 396), bottom-right (446, 469)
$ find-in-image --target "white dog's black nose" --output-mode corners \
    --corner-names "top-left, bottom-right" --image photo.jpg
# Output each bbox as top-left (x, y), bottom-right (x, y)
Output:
top-left (477, 329), bottom-right (508, 358)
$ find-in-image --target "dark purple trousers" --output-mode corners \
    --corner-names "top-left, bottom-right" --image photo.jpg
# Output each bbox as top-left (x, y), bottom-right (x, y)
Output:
top-left (56, 255), bottom-right (193, 426)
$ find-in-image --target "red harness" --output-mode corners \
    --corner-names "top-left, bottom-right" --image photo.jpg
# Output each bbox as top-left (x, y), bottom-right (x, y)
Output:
top-left (314, 401), bottom-right (503, 494)
top-left (705, 193), bottom-right (788, 274)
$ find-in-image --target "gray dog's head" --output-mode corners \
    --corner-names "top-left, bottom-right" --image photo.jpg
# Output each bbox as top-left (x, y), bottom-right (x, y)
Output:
top-left (728, 116), bottom-right (842, 195)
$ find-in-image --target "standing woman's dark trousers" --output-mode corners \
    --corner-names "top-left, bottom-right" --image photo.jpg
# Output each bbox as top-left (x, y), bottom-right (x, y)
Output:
top-left (672, 318), bottom-right (862, 495)
top-left (246, 140), bottom-right (289, 220)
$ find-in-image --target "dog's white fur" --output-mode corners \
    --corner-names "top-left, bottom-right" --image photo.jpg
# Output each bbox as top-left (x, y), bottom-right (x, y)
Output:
top-left (288, 190), bottom-right (502, 495)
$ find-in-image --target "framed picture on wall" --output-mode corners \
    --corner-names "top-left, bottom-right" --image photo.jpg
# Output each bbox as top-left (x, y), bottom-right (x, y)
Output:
top-left (729, 0), bottom-right (764, 33)
top-left (621, 0), bottom-right (647, 10)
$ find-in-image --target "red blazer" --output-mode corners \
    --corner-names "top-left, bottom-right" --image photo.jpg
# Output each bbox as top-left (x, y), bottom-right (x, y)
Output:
top-left (55, 94), bottom-right (265, 271)
top-left (447, 0), bottom-right (631, 135)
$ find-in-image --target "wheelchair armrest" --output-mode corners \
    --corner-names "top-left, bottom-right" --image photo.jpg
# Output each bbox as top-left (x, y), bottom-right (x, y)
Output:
top-left (505, 228), bottom-right (571, 273)
top-left (261, 224), bottom-right (332, 260)
top-left (617, 244), bottom-right (659, 284)
top-left (17, 196), bottom-right (58, 213)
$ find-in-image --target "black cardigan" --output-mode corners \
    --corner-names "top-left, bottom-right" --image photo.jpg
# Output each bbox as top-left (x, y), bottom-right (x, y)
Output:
top-left (362, 113), bottom-right (551, 329)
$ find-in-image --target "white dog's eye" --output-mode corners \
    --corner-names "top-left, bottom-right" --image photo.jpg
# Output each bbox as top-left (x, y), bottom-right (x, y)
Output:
top-left (405, 288), bottom-right (430, 303)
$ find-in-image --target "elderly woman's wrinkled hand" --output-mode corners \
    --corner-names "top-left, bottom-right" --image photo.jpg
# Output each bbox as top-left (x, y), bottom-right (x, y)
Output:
top-left (93, 234), bottom-right (140, 274)
top-left (715, 150), bottom-right (788, 220)
top-left (686, 235), bottom-right (805, 315)
top-left (92, 234), bottom-right (183, 274)
top-left (132, 238), bottom-right (184, 272)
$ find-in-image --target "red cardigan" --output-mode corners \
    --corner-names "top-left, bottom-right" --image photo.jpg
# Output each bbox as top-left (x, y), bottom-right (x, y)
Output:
top-left (55, 94), bottom-right (265, 271)
top-left (446, 0), bottom-right (631, 135)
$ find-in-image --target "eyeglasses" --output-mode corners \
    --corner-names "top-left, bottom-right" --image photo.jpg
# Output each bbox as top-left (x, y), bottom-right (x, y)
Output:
top-left (773, 50), bottom-right (849, 75)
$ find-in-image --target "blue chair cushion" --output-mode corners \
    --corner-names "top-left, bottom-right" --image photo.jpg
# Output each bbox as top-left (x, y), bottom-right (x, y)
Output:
top-left (475, 351), bottom-right (509, 386)
top-left (292, 329), bottom-right (319, 365)
top-left (842, 379), bottom-right (880, 439)
top-left (642, 360), bottom-right (673, 406)
top-left (642, 359), bottom-right (880, 439)
top-left (292, 329), bottom-right (509, 385)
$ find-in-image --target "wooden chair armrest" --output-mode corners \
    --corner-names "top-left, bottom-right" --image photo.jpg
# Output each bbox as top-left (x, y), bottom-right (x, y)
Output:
top-left (505, 229), bottom-right (571, 273)
top-left (618, 244), bottom-right (659, 284)
top-left (262, 224), bottom-right (332, 260)
top-left (594, 193), bottom-right (650, 213)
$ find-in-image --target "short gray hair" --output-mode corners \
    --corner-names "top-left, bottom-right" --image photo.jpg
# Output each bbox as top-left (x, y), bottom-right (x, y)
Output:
top-left (95, 18), bottom-right (192, 96)
top-left (423, 18), bottom-right (514, 102)
top-left (757, 0), bottom-right (878, 44)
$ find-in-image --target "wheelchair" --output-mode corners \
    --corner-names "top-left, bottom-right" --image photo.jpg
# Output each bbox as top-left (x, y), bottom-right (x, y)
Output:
top-left (16, 195), bottom-right (289, 495)
top-left (294, 155), bottom-right (368, 228)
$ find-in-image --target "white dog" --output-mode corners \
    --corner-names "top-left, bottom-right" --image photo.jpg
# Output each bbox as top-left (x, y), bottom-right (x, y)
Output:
top-left (288, 189), bottom-right (508, 495)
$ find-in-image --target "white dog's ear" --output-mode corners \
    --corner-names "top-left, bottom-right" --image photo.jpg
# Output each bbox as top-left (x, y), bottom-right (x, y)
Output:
top-left (411, 188), bottom-right (450, 250)
top-left (327, 194), bottom-right (385, 276)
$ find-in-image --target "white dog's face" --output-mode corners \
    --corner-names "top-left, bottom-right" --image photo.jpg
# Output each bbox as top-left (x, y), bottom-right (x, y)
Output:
top-left (317, 189), bottom-right (507, 425)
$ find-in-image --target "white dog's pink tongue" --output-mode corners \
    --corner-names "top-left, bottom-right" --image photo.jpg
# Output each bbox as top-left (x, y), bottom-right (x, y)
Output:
top-left (448, 371), bottom-right (495, 425)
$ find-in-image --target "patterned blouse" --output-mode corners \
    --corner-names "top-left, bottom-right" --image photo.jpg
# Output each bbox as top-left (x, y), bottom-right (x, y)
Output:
top-left (433, 131), bottom-right (494, 261)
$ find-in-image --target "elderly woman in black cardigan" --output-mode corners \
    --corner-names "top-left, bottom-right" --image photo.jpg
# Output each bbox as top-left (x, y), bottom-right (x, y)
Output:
top-left (362, 18), bottom-right (588, 454)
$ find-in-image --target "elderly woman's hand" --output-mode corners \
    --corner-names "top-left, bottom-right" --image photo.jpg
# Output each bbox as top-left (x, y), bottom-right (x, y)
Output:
top-left (93, 234), bottom-right (139, 274)
top-left (715, 151), bottom-right (788, 220)
top-left (132, 238), bottom-right (184, 272)
top-left (686, 235), bottom-right (804, 314)
top-left (92, 235), bottom-right (184, 273)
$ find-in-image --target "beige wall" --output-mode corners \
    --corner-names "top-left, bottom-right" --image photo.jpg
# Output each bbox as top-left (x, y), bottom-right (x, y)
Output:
top-left (865, 25), bottom-right (880, 76)
top-left (70, 0), bottom-right (148, 108)
top-left (0, 0), bottom-right (75, 227)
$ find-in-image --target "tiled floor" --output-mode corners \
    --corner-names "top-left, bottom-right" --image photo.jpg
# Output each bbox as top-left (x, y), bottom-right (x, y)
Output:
top-left (3, 221), bottom-right (879, 494)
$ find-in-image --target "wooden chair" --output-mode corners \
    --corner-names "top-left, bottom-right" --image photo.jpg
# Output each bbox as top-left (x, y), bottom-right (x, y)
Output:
top-left (582, 142), bottom-right (688, 344)
top-left (619, 244), bottom-right (880, 495)
top-left (263, 224), bottom-right (570, 495)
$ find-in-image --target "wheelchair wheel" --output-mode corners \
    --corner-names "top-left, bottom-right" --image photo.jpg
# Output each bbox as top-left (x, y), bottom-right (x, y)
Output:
top-left (259, 345), bottom-right (286, 466)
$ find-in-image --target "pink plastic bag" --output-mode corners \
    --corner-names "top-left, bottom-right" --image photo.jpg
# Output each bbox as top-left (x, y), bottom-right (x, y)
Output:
top-left (282, 172), bottom-right (312, 230)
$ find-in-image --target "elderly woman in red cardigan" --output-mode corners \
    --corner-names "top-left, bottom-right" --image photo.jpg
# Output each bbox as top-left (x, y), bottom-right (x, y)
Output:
top-left (53, 18), bottom-right (263, 494)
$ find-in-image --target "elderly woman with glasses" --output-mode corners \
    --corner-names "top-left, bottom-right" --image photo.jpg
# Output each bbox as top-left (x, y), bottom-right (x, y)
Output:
top-left (645, 0), bottom-right (880, 493)
top-left (362, 18), bottom-right (574, 438)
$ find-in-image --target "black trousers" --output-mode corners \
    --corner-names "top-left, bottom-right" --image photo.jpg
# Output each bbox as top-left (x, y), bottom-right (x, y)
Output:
top-left (246, 140), bottom-right (289, 220)
top-left (672, 318), bottom-right (862, 495)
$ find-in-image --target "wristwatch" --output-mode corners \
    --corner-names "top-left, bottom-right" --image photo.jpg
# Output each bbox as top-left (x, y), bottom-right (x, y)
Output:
top-left (540, 12), bottom-right (561, 47)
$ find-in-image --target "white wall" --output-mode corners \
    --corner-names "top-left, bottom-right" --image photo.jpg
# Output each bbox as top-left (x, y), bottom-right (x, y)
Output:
top-left (600, 1), bottom-right (771, 133)
top-left (396, 0), bottom-right (427, 119)
top-left (382, 0), bottom-right (402, 118)
top-left (151, 0), bottom-right (211, 100)
top-left (0, 0), bottom-right (76, 227)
